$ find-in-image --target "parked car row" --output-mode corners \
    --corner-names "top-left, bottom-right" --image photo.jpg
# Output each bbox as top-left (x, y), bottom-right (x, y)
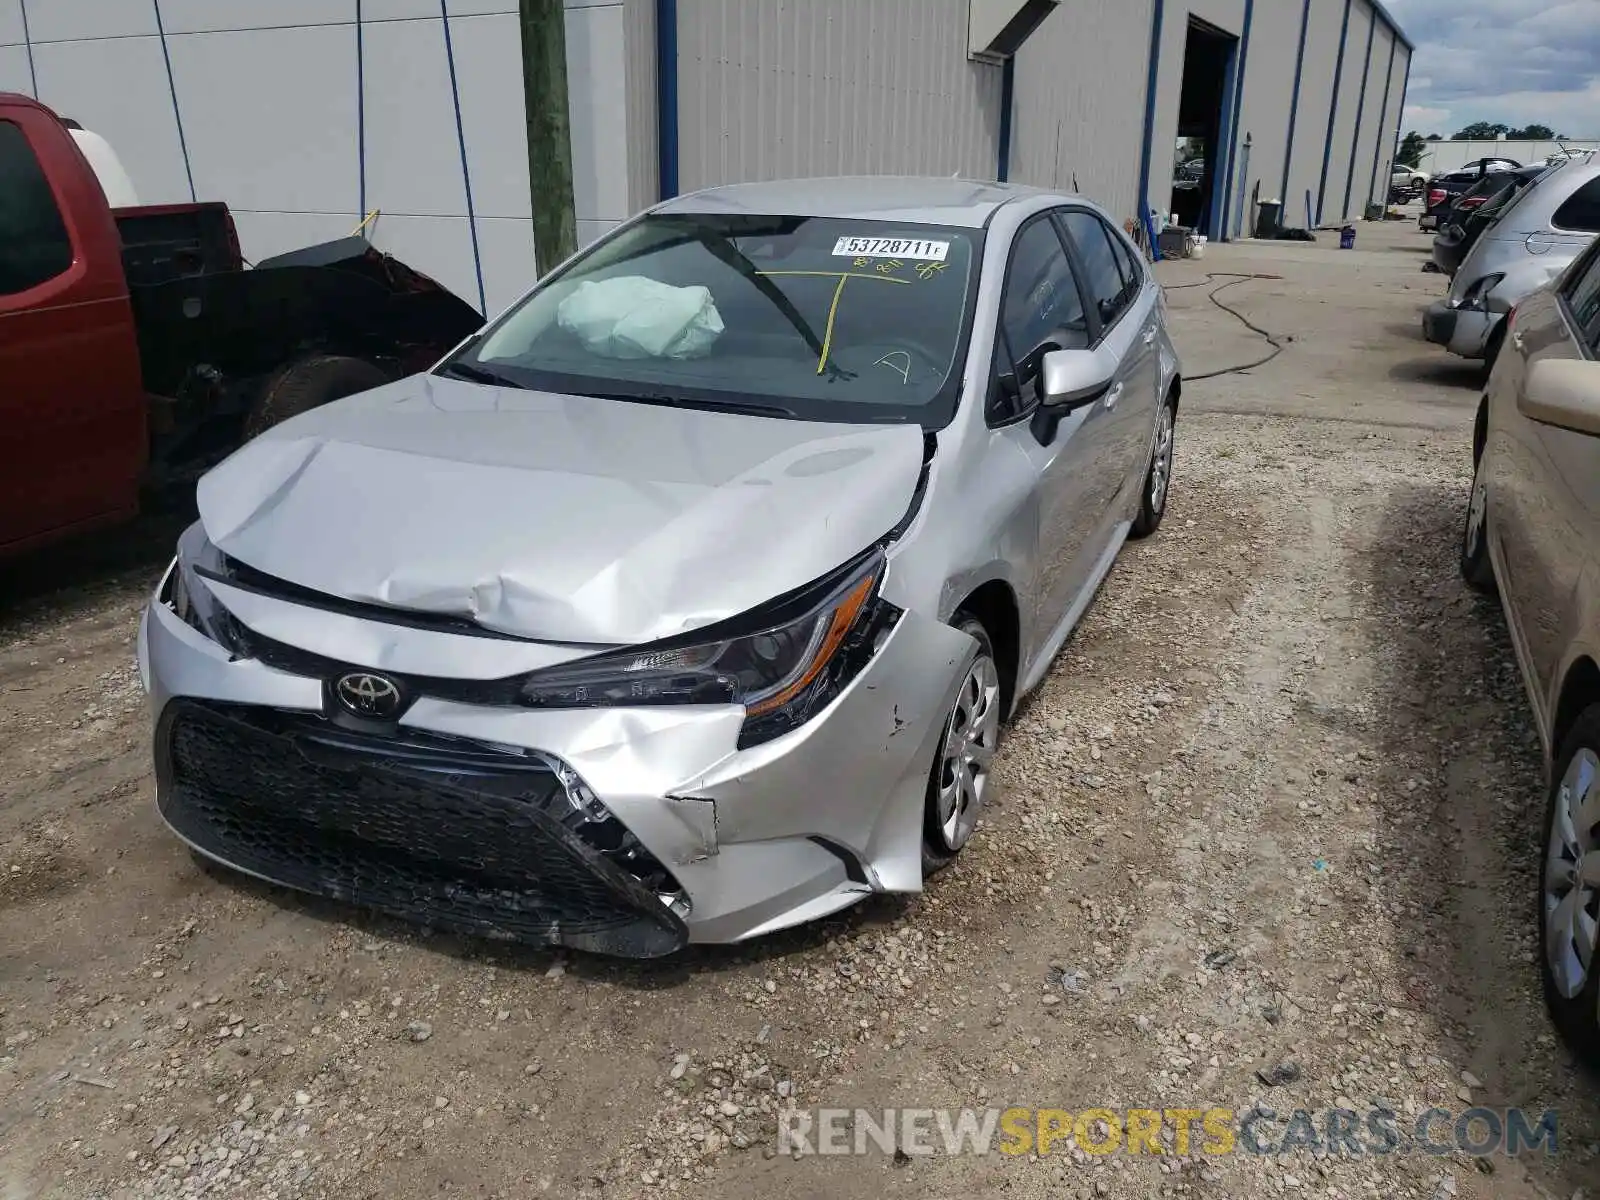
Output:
top-left (1414, 151), bottom-right (1600, 1068)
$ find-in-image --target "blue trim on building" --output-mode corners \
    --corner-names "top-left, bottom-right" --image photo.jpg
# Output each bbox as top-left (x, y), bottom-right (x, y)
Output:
top-left (997, 56), bottom-right (1015, 183)
top-left (1280, 0), bottom-right (1312, 205)
top-left (1316, 0), bottom-right (1353, 226)
top-left (17, 0), bottom-right (37, 98)
top-left (1366, 35), bottom-right (1397, 205)
top-left (150, 0), bottom-right (196, 202)
top-left (1136, 0), bottom-right (1165, 256)
top-left (356, 0), bottom-right (367, 222)
top-left (1218, 0), bottom-right (1254, 241)
top-left (1340, 6), bottom-right (1377, 219)
top-left (1207, 39), bottom-right (1239, 242)
top-left (439, 1), bottom-right (486, 314)
top-left (656, 0), bottom-right (679, 199)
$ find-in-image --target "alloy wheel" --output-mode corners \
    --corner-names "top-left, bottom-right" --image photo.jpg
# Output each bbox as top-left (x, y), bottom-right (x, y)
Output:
top-left (1545, 748), bottom-right (1600, 1000)
top-left (1150, 405), bottom-right (1175, 515)
top-left (934, 652), bottom-right (1001, 852)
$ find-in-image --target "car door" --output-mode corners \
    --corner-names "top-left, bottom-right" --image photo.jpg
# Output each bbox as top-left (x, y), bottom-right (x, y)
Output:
top-left (987, 211), bottom-right (1122, 640)
top-left (0, 109), bottom-right (145, 550)
top-left (1502, 243), bottom-right (1600, 717)
top-left (1065, 210), bottom-right (1162, 506)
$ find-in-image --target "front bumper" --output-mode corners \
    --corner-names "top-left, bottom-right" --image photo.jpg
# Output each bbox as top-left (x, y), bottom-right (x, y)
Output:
top-left (1423, 300), bottom-right (1497, 359)
top-left (138, 581), bottom-right (973, 955)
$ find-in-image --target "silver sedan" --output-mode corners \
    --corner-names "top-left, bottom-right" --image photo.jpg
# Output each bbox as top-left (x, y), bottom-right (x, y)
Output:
top-left (139, 177), bottom-right (1182, 956)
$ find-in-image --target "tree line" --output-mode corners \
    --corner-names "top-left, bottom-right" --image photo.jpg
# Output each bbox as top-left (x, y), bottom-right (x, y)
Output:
top-left (1396, 123), bottom-right (1573, 167)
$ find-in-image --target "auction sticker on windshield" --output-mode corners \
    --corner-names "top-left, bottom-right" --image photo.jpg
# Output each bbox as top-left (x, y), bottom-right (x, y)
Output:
top-left (832, 236), bottom-right (949, 262)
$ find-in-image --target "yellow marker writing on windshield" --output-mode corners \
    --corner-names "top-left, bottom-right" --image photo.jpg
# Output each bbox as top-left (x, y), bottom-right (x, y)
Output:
top-left (817, 275), bottom-right (849, 375)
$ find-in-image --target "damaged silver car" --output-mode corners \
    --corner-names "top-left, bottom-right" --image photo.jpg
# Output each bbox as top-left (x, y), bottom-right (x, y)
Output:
top-left (138, 178), bottom-right (1182, 957)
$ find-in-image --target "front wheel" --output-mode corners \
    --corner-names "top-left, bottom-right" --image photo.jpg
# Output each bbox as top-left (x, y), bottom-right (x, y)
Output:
top-left (1539, 706), bottom-right (1600, 1069)
top-left (1461, 438), bottom-right (1495, 593)
top-left (1130, 394), bottom-right (1177, 539)
top-left (922, 616), bottom-right (1002, 876)
top-left (244, 354), bottom-right (392, 440)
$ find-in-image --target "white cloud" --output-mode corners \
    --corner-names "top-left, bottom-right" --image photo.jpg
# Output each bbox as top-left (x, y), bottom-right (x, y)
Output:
top-left (1385, 0), bottom-right (1599, 136)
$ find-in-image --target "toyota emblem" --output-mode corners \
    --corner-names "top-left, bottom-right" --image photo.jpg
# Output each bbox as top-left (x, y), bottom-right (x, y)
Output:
top-left (334, 671), bottom-right (403, 719)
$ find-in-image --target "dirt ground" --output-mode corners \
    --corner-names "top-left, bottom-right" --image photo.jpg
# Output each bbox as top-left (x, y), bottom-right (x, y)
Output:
top-left (3, 218), bottom-right (1598, 1200)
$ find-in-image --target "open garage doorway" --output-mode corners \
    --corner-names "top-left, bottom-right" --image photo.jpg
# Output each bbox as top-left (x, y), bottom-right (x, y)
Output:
top-left (1170, 17), bottom-right (1238, 240)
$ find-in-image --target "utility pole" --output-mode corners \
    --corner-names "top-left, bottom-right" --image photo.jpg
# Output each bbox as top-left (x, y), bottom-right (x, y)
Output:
top-left (520, 0), bottom-right (577, 272)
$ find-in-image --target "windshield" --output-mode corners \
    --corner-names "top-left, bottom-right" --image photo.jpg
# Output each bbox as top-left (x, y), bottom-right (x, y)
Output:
top-left (444, 213), bottom-right (981, 428)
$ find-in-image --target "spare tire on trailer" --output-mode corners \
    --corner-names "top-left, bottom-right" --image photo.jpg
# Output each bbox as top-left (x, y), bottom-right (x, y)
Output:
top-left (243, 354), bottom-right (392, 439)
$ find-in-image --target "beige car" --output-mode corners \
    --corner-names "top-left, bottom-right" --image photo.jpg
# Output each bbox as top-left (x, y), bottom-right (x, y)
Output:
top-left (1462, 234), bottom-right (1600, 1064)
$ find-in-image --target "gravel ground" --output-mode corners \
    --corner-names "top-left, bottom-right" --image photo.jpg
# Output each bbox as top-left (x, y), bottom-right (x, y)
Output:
top-left (2, 220), bottom-right (1597, 1200)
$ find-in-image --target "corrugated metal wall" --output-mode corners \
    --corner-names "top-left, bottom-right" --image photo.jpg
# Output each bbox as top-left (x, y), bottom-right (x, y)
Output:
top-left (622, 0), bottom-right (659, 213)
top-left (1147, 0), bottom-right (1247, 225)
top-left (1232, 0), bottom-right (1305, 227)
top-left (1319, 0), bottom-right (1370, 223)
top-left (1343, 20), bottom-right (1392, 218)
top-left (1008, 0), bottom-right (1154, 221)
top-left (1283, 0), bottom-right (1344, 229)
top-left (673, 0), bottom-right (1003, 192)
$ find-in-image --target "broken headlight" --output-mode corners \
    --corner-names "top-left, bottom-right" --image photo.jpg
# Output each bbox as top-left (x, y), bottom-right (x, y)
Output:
top-left (162, 522), bottom-right (248, 657)
top-left (518, 550), bottom-right (901, 747)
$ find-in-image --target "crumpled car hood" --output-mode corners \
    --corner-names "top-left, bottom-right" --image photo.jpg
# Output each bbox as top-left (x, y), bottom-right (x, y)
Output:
top-left (196, 375), bottom-right (925, 646)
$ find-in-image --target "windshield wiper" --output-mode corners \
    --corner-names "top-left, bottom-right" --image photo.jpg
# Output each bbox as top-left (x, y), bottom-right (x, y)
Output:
top-left (584, 390), bottom-right (794, 418)
top-left (435, 361), bottom-right (529, 388)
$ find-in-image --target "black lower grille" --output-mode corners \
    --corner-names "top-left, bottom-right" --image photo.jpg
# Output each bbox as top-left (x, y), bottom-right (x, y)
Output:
top-left (155, 701), bottom-right (687, 957)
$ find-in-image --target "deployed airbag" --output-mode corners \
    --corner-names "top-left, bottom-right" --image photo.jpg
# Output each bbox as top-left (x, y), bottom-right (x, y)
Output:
top-left (557, 276), bottom-right (724, 360)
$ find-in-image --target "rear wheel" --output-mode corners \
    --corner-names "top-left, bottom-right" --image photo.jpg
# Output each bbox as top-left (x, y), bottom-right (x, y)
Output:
top-left (1130, 393), bottom-right (1177, 539)
top-left (1460, 444), bottom-right (1495, 593)
top-left (1539, 706), bottom-right (1600, 1070)
top-left (922, 615), bottom-right (1001, 876)
top-left (244, 354), bottom-right (391, 440)
top-left (1482, 322), bottom-right (1507, 379)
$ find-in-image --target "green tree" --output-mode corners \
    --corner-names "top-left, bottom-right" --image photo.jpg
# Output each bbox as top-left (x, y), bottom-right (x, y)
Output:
top-left (1455, 121), bottom-right (1511, 139)
top-left (1507, 123), bottom-right (1556, 140)
top-left (1426, 133), bottom-right (1442, 141)
top-left (1397, 131), bottom-right (1428, 167)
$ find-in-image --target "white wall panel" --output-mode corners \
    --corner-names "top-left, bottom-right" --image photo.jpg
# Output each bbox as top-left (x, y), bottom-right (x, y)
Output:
top-left (1010, 0), bottom-right (1153, 220)
top-left (167, 24), bottom-right (359, 214)
top-left (1344, 23), bottom-right (1390, 216)
top-left (1283, 0), bottom-right (1343, 229)
top-left (1320, 0), bottom-right (1369, 222)
top-left (565, 1), bottom-right (630, 222)
top-left (1232, 0), bottom-right (1305, 227)
top-left (0, 0), bottom-right (25, 46)
top-left (229, 210), bottom-right (355, 262)
top-left (31, 35), bottom-right (191, 204)
top-left (451, 12), bottom-right (534, 220)
top-left (364, 0), bottom-right (515, 17)
top-left (622, 0), bottom-right (657, 211)
top-left (159, 0), bottom-right (354, 33)
top-left (27, 0), bottom-right (156, 42)
top-left (360, 16), bottom-right (469, 218)
top-left (476, 214), bottom-right (540, 314)
top-left (0, 43), bottom-right (31, 92)
top-left (675, 0), bottom-right (1003, 191)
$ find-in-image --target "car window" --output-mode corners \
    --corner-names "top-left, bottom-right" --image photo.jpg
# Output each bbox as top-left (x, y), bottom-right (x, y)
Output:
top-left (1552, 178), bottom-right (1600, 233)
top-left (1108, 225), bottom-right (1143, 297)
top-left (0, 120), bottom-right (74, 296)
top-left (991, 215), bottom-right (1087, 421)
top-left (1563, 244), bottom-right (1600, 350)
top-left (1061, 211), bottom-right (1129, 329)
top-left (458, 213), bottom-right (981, 430)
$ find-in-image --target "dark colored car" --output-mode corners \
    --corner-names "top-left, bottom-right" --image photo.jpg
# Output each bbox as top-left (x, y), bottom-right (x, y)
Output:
top-left (1420, 158), bottom-right (1523, 231)
top-left (1431, 164), bottom-right (1553, 277)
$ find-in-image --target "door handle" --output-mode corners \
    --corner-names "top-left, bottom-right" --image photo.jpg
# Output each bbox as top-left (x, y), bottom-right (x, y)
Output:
top-left (1142, 328), bottom-right (1158, 346)
top-left (1104, 382), bottom-right (1124, 411)
top-left (1510, 329), bottom-right (1526, 352)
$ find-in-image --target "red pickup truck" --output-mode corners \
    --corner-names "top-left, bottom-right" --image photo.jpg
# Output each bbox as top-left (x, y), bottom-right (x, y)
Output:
top-left (0, 92), bottom-right (484, 558)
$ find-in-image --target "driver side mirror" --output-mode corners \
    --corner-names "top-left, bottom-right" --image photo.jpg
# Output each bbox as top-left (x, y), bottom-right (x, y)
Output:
top-left (1521, 358), bottom-right (1600, 437)
top-left (1031, 348), bottom-right (1116, 446)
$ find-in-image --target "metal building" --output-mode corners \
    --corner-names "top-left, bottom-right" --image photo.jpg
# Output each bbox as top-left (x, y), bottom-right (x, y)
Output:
top-left (0, 0), bottom-right (1409, 314)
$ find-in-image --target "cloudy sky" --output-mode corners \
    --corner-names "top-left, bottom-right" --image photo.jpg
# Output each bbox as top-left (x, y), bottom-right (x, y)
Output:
top-left (1385, 0), bottom-right (1600, 138)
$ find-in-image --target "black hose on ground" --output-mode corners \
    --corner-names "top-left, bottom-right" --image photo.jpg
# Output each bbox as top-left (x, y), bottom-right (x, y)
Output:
top-left (1162, 272), bottom-right (1288, 381)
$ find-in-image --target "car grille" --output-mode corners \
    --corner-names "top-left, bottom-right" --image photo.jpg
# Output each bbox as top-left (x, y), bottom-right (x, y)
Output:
top-left (155, 700), bottom-right (688, 957)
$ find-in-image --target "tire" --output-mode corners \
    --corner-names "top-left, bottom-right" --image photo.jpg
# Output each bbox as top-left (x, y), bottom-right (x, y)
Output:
top-left (1482, 322), bottom-right (1507, 380)
top-left (1539, 704), bottom-right (1600, 1070)
top-left (922, 615), bottom-right (1002, 876)
top-left (243, 354), bottom-right (391, 440)
top-left (1460, 406), bottom-right (1495, 593)
top-left (1130, 392), bottom-right (1177, 540)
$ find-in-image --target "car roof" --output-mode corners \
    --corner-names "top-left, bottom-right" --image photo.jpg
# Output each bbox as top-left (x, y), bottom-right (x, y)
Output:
top-left (653, 176), bottom-right (1065, 228)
